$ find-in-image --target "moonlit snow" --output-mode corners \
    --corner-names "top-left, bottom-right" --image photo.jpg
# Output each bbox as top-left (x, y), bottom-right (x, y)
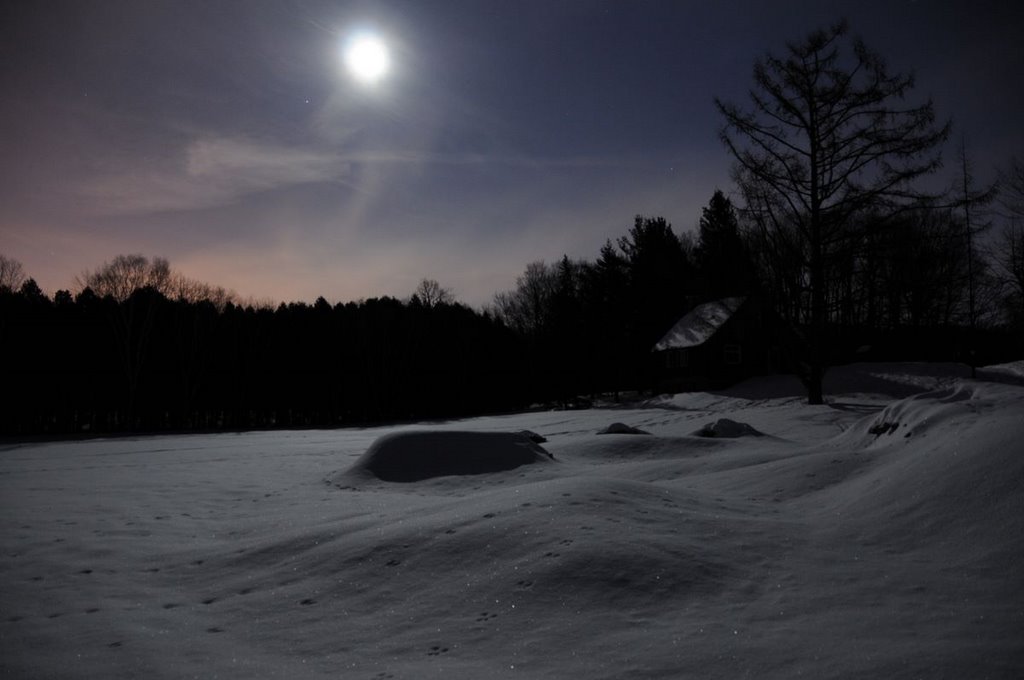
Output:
top-left (2, 362), bottom-right (1022, 678)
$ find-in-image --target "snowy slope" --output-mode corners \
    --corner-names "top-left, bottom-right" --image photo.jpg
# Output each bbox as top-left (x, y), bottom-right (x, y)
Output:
top-left (2, 363), bottom-right (1022, 679)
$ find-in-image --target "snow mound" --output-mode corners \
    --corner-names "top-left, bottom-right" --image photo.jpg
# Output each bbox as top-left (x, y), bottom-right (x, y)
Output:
top-left (979, 360), bottom-right (1024, 384)
top-left (841, 382), bottom-right (980, 447)
top-left (518, 429), bottom-right (548, 443)
top-left (716, 362), bottom-right (974, 400)
top-left (694, 418), bottom-right (764, 438)
top-left (817, 381), bottom-right (1024, 548)
top-left (338, 430), bottom-right (554, 483)
top-left (597, 422), bottom-right (650, 435)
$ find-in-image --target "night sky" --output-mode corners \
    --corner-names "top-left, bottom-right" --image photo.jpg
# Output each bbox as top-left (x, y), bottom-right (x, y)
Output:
top-left (2, 0), bottom-right (1022, 306)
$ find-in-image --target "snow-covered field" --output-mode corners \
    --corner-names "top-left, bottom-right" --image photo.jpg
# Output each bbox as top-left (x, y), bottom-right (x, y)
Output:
top-left (2, 363), bottom-right (1023, 679)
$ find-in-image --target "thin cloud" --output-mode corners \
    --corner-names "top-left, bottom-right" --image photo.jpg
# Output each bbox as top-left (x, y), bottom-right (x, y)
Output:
top-left (74, 134), bottom-right (631, 217)
top-left (76, 136), bottom-right (353, 215)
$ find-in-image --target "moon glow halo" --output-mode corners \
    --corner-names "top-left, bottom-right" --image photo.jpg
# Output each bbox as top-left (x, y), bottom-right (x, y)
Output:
top-left (344, 34), bottom-right (390, 84)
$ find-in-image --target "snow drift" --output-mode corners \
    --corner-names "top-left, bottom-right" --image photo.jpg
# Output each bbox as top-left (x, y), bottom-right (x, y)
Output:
top-left (694, 418), bottom-right (764, 438)
top-left (597, 422), bottom-right (650, 435)
top-left (337, 430), bottom-right (554, 483)
top-left (3, 363), bottom-right (1023, 679)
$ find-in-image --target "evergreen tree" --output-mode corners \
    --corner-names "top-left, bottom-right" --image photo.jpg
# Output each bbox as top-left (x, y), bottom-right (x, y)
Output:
top-left (694, 190), bottom-right (754, 298)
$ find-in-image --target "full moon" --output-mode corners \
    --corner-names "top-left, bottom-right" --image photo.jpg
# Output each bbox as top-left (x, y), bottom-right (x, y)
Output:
top-left (344, 34), bottom-right (390, 84)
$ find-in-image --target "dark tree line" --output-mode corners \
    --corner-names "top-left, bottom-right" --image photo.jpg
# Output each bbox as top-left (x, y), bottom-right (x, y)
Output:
top-left (3, 22), bottom-right (1022, 431)
top-left (491, 187), bottom-right (1021, 407)
top-left (491, 205), bottom-right (755, 404)
top-left (0, 273), bottom-right (527, 436)
top-left (2, 175), bottom-right (1020, 436)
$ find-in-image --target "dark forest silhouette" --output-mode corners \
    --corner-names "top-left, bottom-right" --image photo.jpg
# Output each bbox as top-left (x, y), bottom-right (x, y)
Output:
top-left (1, 279), bottom-right (528, 434)
top-left (2, 185), bottom-right (1020, 436)
top-left (3, 22), bottom-right (1024, 436)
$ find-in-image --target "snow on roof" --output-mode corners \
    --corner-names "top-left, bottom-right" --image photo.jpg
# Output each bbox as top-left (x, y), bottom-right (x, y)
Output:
top-left (652, 296), bottom-right (746, 351)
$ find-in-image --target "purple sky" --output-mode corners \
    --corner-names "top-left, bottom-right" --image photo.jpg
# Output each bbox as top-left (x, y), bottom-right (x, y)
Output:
top-left (2, 0), bottom-right (1022, 306)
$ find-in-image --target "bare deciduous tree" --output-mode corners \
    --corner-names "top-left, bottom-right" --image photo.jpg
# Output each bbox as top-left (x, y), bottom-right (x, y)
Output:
top-left (993, 157), bottom-right (1024, 324)
top-left (716, 21), bottom-right (949, 403)
top-left (0, 254), bottom-right (27, 292)
top-left (77, 254), bottom-right (172, 301)
top-left (998, 156), bottom-right (1024, 221)
top-left (492, 261), bottom-right (558, 337)
top-left (411, 278), bottom-right (454, 308)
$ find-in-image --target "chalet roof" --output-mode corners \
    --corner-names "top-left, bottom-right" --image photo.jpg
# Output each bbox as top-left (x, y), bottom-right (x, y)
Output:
top-left (652, 296), bottom-right (746, 351)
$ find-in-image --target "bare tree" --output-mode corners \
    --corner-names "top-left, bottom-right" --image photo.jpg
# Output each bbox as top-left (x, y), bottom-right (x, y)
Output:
top-left (993, 223), bottom-right (1024, 322)
top-left (166, 273), bottom-right (238, 310)
top-left (978, 158), bottom-right (1024, 328)
top-left (0, 254), bottom-right (27, 292)
top-left (492, 261), bottom-right (558, 337)
top-left (998, 156), bottom-right (1024, 221)
top-left (716, 21), bottom-right (949, 403)
top-left (955, 139), bottom-right (998, 374)
top-left (76, 255), bottom-right (172, 427)
top-left (77, 254), bottom-right (172, 301)
top-left (411, 278), bottom-right (455, 308)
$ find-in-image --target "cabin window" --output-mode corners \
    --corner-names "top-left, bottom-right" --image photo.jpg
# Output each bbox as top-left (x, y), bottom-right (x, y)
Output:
top-left (666, 349), bottom-right (688, 369)
top-left (723, 344), bottom-right (742, 365)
